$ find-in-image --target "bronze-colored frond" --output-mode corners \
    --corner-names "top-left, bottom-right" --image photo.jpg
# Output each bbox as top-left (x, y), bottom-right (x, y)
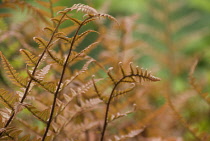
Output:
top-left (20, 49), bottom-right (38, 67)
top-left (0, 52), bottom-right (28, 88)
top-left (64, 3), bottom-right (98, 16)
top-left (0, 88), bottom-right (19, 110)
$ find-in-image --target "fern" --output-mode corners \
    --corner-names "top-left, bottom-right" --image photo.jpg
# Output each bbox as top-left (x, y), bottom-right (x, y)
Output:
top-left (0, 52), bottom-right (28, 88)
top-left (0, 2), bottom-right (163, 141)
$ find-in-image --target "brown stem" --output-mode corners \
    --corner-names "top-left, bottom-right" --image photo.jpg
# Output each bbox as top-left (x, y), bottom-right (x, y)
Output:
top-left (0, 12), bottom-right (66, 138)
top-left (42, 16), bottom-right (92, 141)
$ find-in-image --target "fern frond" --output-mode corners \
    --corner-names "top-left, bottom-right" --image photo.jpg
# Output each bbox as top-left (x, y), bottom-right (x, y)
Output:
top-left (92, 76), bottom-right (108, 103)
top-left (76, 30), bottom-right (99, 41)
top-left (33, 37), bottom-right (49, 49)
top-left (108, 104), bottom-right (136, 123)
top-left (107, 67), bottom-right (117, 84)
top-left (1, 126), bottom-right (22, 140)
top-left (112, 83), bottom-right (135, 98)
top-left (35, 65), bottom-right (51, 81)
top-left (47, 50), bottom-right (65, 66)
top-left (0, 88), bottom-right (19, 110)
top-left (68, 42), bottom-right (99, 63)
top-left (27, 69), bottom-right (57, 94)
top-left (64, 3), bottom-right (98, 16)
top-left (0, 52), bottom-right (28, 87)
top-left (43, 26), bottom-right (55, 34)
top-left (20, 49), bottom-right (39, 67)
top-left (25, 104), bottom-right (49, 123)
top-left (91, 13), bottom-right (119, 25)
top-left (38, 81), bottom-right (57, 94)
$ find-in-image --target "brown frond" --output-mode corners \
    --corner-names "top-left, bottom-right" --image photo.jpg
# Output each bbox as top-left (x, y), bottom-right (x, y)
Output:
top-left (64, 3), bottom-right (98, 16)
top-left (0, 52), bottom-right (28, 88)
top-left (112, 83), bottom-right (136, 98)
top-left (0, 88), bottom-right (19, 111)
top-left (20, 49), bottom-right (39, 67)
top-left (33, 37), bottom-right (49, 49)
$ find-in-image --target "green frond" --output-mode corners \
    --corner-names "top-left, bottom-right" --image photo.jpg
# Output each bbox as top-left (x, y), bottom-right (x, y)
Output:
top-left (0, 88), bottom-right (19, 110)
top-left (20, 49), bottom-right (38, 67)
top-left (0, 52), bottom-right (28, 87)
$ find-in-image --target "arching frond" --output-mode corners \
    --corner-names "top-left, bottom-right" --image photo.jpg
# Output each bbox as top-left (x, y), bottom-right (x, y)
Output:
top-left (47, 49), bottom-right (65, 66)
top-left (0, 88), bottom-right (19, 110)
top-left (27, 69), bottom-right (57, 94)
top-left (33, 37), bottom-right (49, 49)
top-left (20, 49), bottom-right (38, 67)
top-left (108, 104), bottom-right (136, 123)
top-left (35, 65), bottom-right (51, 81)
top-left (64, 3), bottom-right (98, 16)
top-left (69, 42), bottom-right (99, 63)
top-left (0, 52), bottom-right (28, 87)
top-left (112, 83), bottom-right (135, 98)
top-left (25, 104), bottom-right (50, 123)
top-left (0, 126), bottom-right (22, 140)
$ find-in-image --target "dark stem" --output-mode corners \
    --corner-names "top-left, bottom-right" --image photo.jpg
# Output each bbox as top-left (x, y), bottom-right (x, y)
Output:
top-left (100, 76), bottom-right (126, 141)
top-left (0, 12), bottom-right (66, 137)
top-left (42, 16), bottom-right (92, 141)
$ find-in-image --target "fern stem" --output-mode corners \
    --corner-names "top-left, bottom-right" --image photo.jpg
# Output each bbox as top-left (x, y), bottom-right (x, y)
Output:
top-left (100, 75), bottom-right (133, 141)
top-left (42, 16), bottom-right (92, 141)
top-left (0, 11), bottom-right (66, 137)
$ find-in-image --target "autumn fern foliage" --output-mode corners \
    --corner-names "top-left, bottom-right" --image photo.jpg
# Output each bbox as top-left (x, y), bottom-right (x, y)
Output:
top-left (0, 2), bottom-right (160, 141)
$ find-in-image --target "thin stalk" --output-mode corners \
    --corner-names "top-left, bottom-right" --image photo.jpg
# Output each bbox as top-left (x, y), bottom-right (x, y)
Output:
top-left (100, 75), bottom-right (130, 141)
top-left (42, 16), bottom-right (92, 141)
top-left (0, 12), bottom-right (66, 137)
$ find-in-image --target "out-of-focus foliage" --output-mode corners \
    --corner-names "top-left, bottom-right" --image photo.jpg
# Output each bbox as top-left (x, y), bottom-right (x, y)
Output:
top-left (0, 0), bottom-right (209, 141)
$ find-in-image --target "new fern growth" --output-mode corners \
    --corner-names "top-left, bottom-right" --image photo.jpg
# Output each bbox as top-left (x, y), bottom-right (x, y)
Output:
top-left (0, 2), bottom-right (160, 141)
